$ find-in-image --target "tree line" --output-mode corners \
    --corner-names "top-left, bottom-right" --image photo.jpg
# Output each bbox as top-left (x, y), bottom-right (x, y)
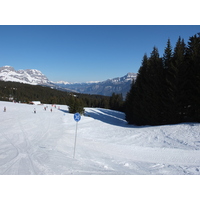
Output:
top-left (125, 34), bottom-right (200, 126)
top-left (0, 81), bottom-right (124, 114)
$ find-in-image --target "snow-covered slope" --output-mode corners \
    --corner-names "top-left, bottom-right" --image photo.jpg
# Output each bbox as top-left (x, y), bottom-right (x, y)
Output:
top-left (0, 66), bottom-right (50, 85)
top-left (0, 101), bottom-right (200, 175)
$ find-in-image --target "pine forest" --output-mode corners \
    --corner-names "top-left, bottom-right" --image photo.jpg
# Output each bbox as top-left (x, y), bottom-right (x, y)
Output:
top-left (125, 34), bottom-right (200, 125)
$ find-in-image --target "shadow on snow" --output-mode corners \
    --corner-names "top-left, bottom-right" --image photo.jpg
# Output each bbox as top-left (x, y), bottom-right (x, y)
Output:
top-left (84, 108), bottom-right (129, 127)
top-left (59, 109), bottom-right (69, 114)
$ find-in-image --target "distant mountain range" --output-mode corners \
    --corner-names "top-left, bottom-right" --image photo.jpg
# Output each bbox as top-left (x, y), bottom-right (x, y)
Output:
top-left (0, 66), bottom-right (137, 98)
top-left (54, 73), bottom-right (137, 98)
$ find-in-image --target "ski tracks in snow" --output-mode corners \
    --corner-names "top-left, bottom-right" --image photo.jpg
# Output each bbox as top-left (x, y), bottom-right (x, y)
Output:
top-left (0, 103), bottom-right (58, 174)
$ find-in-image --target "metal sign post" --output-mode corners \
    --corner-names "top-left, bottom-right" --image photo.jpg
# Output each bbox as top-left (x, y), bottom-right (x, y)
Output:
top-left (73, 113), bottom-right (81, 159)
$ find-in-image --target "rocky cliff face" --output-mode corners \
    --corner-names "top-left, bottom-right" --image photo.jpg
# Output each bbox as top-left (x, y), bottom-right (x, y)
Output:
top-left (0, 66), bottom-right (50, 85)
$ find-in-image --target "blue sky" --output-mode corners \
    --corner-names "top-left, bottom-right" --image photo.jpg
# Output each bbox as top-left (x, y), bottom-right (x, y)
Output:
top-left (0, 25), bottom-right (200, 82)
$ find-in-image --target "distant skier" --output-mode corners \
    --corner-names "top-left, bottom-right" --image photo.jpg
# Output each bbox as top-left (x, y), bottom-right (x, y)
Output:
top-left (50, 108), bottom-right (52, 112)
top-left (34, 108), bottom-right (36, 114)
top-left (3, 107), bottom-right (6, 112)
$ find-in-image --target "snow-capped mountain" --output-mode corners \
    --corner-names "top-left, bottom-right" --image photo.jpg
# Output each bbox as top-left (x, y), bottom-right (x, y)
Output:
top-left (106, 72), bottom-right (137, 83)
top-left (52, 80), bottom-right (101, 85)
top-left (55, 73), bottom-right (137, 98)
top-left (0, 66), bottom-right (50, 85)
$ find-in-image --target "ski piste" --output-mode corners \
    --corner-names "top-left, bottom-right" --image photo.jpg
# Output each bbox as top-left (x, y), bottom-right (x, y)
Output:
top-left (0, 100), bottom-right (200, 175)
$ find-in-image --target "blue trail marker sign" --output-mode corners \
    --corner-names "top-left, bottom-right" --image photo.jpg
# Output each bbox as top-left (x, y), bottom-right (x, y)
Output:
top-left (74, 112), bottom-right (81, 122)
top-left (73, 113), bottom-right (81, 158)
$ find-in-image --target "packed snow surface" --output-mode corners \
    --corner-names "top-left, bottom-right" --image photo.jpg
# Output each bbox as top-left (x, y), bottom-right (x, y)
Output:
top-left (1, 101), bottom-right (200, 175)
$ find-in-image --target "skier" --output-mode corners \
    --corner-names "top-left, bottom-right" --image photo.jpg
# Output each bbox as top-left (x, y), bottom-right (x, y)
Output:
top-left (34, 108), bottom-right (36, 114)
top-left (3, 107), bottom-right (6, 112)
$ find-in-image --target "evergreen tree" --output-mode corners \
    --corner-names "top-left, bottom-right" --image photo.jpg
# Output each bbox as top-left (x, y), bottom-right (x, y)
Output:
top-left (172, 37), bottom-right (187, 122)
top-left (132, 53), bottom-right (152, 125)
top-left (68, 95), bottom-right (85, 114)
top-left (164, 37), bottom-right (186, 123)
top-left (163, 39), bottom-right (173, 69)
top-left (147, 47), bottom-right (165, 125)
top-left (125, 53), bottom-right (152, 125)
top-left (162, 38), bottom-right (174, 123)
top-left (125, 79), bottom-right (137, 124)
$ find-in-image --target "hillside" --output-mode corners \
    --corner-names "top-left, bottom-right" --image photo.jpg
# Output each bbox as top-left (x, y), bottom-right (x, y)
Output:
top-left (0, 80), bottom-right (114, 109)
top-left (1, 101), bottom-right (200, 175)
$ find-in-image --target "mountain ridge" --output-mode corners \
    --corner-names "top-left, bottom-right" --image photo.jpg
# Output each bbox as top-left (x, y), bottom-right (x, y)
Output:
top-left (0, 65), bottom-right (137, 97)
top-left (0, 66), bottom-right (50, 85)
top-left (54, 72), bottom-right (137, 98)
